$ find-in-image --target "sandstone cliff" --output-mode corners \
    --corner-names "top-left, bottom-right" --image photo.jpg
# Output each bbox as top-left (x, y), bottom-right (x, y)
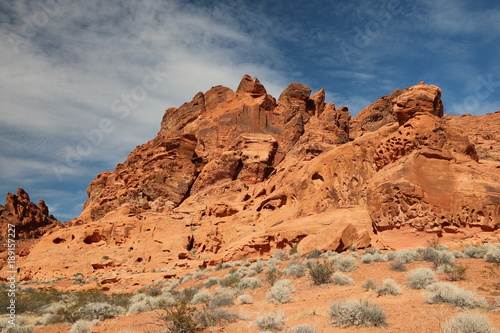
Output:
top-left (3, 76), bottom-right (499, 284)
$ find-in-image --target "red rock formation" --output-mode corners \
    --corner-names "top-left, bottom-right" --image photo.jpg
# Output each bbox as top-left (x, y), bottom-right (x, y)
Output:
top-left (4, 76), bottom-right (500, 284)
top-left (0, 188), bottom-right (60, 239)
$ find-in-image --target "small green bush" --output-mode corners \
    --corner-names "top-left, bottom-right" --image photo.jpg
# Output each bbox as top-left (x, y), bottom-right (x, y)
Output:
top-left (154, 298), bottom-right (203, 333)
top-left (443, 312), bottom-right (495, 333)
top-left (443, 263), bottom-right (467, 281)
top-left (329, 300), bottom-right (387, 328)
top-left (265, 266), bottom-right (283, 286)
top-left (307, 261), bottom-right (335, 285)
top-left (306, 249), bottom-right (323, 259)
top-left (218, 273), bottom-right (240, 288)
top-left (406, 268), bottom-right (437, 289)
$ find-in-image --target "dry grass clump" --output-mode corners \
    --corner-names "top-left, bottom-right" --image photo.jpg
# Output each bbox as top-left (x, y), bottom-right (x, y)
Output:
top-left (329, 299), bottom-right (387, 328)
top-left (266, 279), bottom-right (295, 304)
top-left (426, 282), bottom-right (487, 309)
top-left (255, 311), bottom-right (286, 331)
top-left (442, 312), bottom-right (495, 333)
top-left (406, 268), bottom-right (437, 289)
top-left (70, 319), bottom-right (99, 333)
top-left (331, 272), bottom-right (354, 286)
top-left (376, 279), bottom-right (402, 295)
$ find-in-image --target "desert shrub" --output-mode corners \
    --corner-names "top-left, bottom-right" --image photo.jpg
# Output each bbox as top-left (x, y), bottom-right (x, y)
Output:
top-left (331, 272), bottom-right (354, 286)
top-left (146, 294), bottom-right (176, 310)
top-left (426, 282), bottom-right (487, 309)
top-left (196, 308), bottom-right (240, 328)
top-left (1, 287), bottom-right (67, 316)
top-left (307, 261), bottom-right (335, 285)
top-left (372, 253), bottom-right (387, 262)
top-left (272, 249), bottom-right (289, 261)
top-left (389, 249), bottom-right (419, 263)
top-left (290, 324), bottom-right (317, 333)
top-left (237, 277), bottom-right (262, 290)
top-left (406, 268), bottom-right (437, 289)
top-left (442, 312), bottom-right (495, 333)
top-left (154, 298), bottom-right (203, 333)
top-left (266, 279), bottom-right (294, 304)
top-left (485, 246), bottom-right (500, 263)
top-left (127, 301), bottom-right (148, 315)
top-left (427, 250), bottom-right (456, 268)
top-left (464, 246), bottom-right (486, 259)
top-left (453, 250), bottom-right (466, 259)
top-left (361, 252), bottom-right (386, 263)
top-left (34, 313), bottom-right (64, 326)
top-left (306, 249), bottom-right (323, 259)
top-left (203, 277), bottom-right (219, 288)
top-left (390, 261), bottom-right (407, 272)
top-left (376, 279), bottom-right (402, 295)
top-left (361, 254), bottom-right (375, 264)
top-left (209, 289), bottom-right (235, 308)
top-left (0, 316), bottom-right (34, 333)
top-left (362, 279), bottom-right (377, 291)
top-left (265, 266), bottom-right (283, 286)
top-left (443, 263), bottom-right (467, 281)
top-left (78, 302), bottom-right (125, 320)
top-left (235, 267), bottom-right (248, 277)
top-left (249, 260), bottom-right (265, 274)
top-left (70, 320), bottom-right (99, 333)
top-left (329, 299), bottom-right (387, 328)
top-left (283, 262), bottom-right (306, 278)
top-left (237, 294), bottom-right (253, 304)
top-left (219, 273), bottom-right (240, 288)
top-left (333, 255), bottom-right (358, 272)
top-left (363, 248), bottom-right (382, 255)
top-left (191, 290), bottom-right (213, 305)
top-left (255, 311), bottom-right (286, 331)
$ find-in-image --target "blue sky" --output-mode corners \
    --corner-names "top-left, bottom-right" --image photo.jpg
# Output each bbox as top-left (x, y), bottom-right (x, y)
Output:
top-left (1, 0), bottom-right (499, 221)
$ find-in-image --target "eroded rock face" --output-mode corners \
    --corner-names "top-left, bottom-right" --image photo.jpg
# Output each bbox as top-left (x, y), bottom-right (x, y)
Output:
top-left (5, 77), bottom-right (500, 284)
top-left (0, 188), bottom-right (61, 239)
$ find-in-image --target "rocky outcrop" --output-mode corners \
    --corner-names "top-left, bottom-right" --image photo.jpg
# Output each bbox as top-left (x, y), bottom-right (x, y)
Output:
top-left (5, 77), bottom-right (500, 284)
top-left (0, 188), bottom-right (61, 239)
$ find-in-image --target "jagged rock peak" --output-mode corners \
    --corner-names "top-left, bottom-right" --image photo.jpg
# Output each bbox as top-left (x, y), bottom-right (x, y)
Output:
top-left (0, 188), bottom-right (60, 239)
top-left (236, 74), bottom-right (267, 97)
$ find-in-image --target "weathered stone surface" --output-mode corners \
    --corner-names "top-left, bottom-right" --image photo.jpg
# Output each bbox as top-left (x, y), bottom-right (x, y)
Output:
top-left (0, 188), bottom-right (60, 239)
top-left (3, 78), bottom-right (500, 285)
top-left (392, 82), bottom-right (444, 125)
